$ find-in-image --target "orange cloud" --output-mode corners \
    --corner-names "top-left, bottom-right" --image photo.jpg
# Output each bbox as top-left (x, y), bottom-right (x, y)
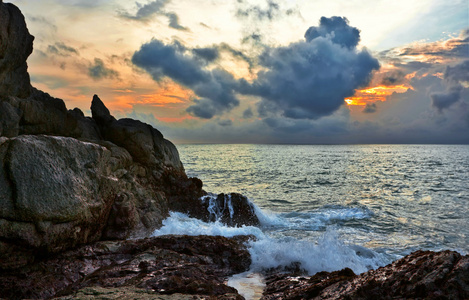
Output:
top-left (346, 85), bottom-right (409, 106)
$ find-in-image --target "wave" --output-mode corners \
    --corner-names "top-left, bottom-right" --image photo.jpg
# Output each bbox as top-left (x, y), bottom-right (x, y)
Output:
top-left (152, 204), bottom-right (388, 275)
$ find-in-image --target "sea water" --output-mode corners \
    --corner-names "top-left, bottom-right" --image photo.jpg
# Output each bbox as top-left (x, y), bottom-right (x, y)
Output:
top-left (151, 144), bottom-right (469, 297)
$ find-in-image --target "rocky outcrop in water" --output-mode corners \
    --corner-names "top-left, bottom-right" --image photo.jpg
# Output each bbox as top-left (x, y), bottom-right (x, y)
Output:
top-left (0, 235), bottom-right (251, 299)
top-left (261, 250), bottom-right (469, 299)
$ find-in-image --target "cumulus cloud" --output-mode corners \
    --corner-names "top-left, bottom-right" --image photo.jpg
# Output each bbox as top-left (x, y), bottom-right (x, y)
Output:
top-left (88, 58), bottom-right (119, 80)
top-left (132, 40), bottom-right (240, 118)
top-left (132, 16), bottom-right (379, 121)
top-left (304, 16), bottom-right (360, 49)
top-left (247, 17), bottom-right (379, 119)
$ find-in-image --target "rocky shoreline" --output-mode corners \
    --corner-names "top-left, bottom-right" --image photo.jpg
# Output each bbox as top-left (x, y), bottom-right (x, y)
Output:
top-left (0, 1), bottom-right (468, 299)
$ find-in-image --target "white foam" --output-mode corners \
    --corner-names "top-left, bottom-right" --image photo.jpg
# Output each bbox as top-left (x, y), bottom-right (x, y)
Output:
top-left (151, 212), bottom-right (388, 276)
top-left (151, 212), bottom-right (264, 238)
top-left (247, 228), bottom-right (387, 275)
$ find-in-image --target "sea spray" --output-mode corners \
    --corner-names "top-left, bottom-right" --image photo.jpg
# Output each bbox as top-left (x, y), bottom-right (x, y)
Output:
top-left (152, 209), bottom-right (389, 275)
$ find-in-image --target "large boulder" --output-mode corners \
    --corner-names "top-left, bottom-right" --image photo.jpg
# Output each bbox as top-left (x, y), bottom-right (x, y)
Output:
top-left (0, 135), bottom-right (173, 269)
top-left (0, 135), bottom-right (118, 267)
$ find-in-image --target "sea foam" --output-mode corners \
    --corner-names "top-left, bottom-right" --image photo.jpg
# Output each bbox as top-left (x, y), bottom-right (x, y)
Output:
top-left (152, 205), bottom-right (388, 275)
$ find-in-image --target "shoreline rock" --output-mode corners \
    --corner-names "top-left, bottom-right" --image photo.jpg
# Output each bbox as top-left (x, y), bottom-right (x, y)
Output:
top-left (0, 235), bottom-right (252, 300)
top-left (261, 250), bottom-right (469, 299)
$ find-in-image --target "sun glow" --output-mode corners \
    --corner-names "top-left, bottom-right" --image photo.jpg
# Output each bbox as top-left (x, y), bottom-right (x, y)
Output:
top-left (346, 84), bottom-right (409, 106)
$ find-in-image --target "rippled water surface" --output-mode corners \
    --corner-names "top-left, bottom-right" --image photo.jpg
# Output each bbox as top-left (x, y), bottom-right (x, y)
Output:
top-left (178, 144), bottom-right (469, 257)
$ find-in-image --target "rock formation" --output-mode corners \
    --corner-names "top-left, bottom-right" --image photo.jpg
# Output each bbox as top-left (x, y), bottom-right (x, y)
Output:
top-left (0, 235), bottom-right (252, 299)
top-left (261, 250), bottom-right (469, 299)
top-left (0, 0), bottom-right (257, 271)
top-left (0, 0), bottom-right (33, 98)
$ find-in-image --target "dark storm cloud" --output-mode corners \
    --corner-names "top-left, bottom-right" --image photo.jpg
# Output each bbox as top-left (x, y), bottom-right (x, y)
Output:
top-left (88, 58), bottom-right (119, 80)
top-left (192, 47), bottom-right (220, 63)
top-left (431, 85), bottom-right (463, 112)
top-left (47, 42), bottom-right (79, 56)
top-left (132, 17), bottom-right (379, 120)
top-left (120, 0), bottom-right (187, 31)
top-left (132, 40), bottom-right (240, 118)
top-left (444, 60), bottom-right (469, 83)
top-left (246, 17), bottom-right (379, 119)
top-left (304, 16), bottom-right (360, 49)
top-left (362, 103), bottom-right (377, 113)
top-left (190, 43), bottom-right (253, 67)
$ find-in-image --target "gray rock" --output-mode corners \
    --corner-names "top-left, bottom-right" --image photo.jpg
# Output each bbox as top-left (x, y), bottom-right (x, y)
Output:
top-left (0, 135), bottom-right (118, 254)
top-left (102, 117), bottom-right (183, 171)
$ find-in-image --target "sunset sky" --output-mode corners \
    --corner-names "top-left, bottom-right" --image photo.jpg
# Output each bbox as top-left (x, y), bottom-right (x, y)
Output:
top-left (9, 0), bottom-right (469, 144)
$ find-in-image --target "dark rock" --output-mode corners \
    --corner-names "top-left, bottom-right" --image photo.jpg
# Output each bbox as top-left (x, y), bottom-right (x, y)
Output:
top-left (0, 0), bottom-right (33, 98)
top-left (102, 117), bottom-right (183, 171)
top-left (91, 94), bottom-right (115, 125)
top-left (261, 250), bottom-right (469, 300)
top-left (0, 100), bottom-right (20, 137)
top-left (0, 235), bottom-right (251, 300)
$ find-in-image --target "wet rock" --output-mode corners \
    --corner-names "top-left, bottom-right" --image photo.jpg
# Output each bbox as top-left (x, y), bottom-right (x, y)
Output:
top-left (205, 193), bottom-right (260, 227)
top-left (0, 235), bottom-right (251, 300)
top-left (169, 192), bottom-right (260, 227)
top-left (261, 250), bottom-right (469, 300)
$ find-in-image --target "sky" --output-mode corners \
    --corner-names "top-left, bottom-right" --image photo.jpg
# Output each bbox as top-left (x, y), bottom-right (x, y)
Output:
top-left (8, 0), bottom-right (469, 144)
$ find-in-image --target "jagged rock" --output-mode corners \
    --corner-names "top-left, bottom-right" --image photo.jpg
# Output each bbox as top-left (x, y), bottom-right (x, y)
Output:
top-left (0, 235), bottom-right (251, 300)
top-left (0, 0), bottom-right (33, 98)
top-left (261, 250), bottom-right (469, 300)
top-left (91, 94), bottom-right (115, 125)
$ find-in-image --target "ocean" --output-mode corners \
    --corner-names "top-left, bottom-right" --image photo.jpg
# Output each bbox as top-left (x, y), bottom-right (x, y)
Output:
top-left (151, 144), bottom-right (469, 297)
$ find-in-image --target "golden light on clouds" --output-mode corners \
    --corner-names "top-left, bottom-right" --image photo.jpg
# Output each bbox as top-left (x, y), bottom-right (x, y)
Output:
top-left (346, 85), bottom-right (409, 106)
